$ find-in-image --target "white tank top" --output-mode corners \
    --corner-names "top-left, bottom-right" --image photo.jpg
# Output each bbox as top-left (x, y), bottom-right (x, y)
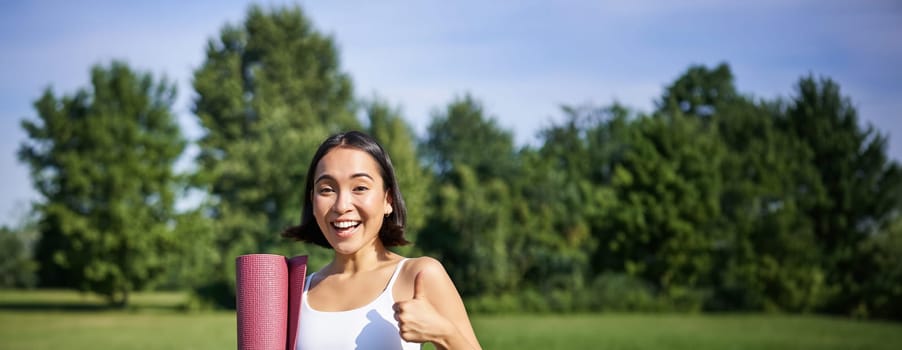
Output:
top-left (297, 259), bottom-right (420, 350)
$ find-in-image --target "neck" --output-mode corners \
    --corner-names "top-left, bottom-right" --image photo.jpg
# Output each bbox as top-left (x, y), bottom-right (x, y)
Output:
top-left (329, 242), bottom-right (394, 274)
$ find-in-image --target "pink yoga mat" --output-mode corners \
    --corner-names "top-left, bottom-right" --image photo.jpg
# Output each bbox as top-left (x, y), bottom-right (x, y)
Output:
top-left (236, 254), bottom-right (307, 350)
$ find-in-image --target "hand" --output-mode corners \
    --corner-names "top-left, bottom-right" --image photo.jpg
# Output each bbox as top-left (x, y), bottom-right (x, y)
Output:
top-left (393, 270), bottom-right (454, 344)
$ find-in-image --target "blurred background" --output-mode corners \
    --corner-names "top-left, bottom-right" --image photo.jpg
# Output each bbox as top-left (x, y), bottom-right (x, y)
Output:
top-left (2, 1), bottom-right (901, 349)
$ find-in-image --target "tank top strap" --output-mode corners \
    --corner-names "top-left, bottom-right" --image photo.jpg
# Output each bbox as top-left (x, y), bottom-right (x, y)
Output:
top-left (303, 272), bottom-right (316, 292)
top-left (384, 258), bottom-right (408, 292)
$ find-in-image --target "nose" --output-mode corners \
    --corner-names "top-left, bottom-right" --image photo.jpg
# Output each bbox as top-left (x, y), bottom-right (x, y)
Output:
top-left (332, 189), bottom-right (353, 213)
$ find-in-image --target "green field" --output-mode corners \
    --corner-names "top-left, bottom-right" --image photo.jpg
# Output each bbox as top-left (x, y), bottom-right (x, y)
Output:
top-left (1, 290), bottom-right (901, 350)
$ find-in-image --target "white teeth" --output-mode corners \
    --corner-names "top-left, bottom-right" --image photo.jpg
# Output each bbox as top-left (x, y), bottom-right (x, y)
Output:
top-left (333, 221), bottom-right (360, 229)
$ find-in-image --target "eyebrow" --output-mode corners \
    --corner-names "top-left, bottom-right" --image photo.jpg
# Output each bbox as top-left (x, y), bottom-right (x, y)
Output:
top-left (315, 172), bottom-right (375, 184)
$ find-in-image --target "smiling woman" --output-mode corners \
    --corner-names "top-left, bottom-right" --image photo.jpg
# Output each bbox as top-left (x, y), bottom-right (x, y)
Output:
top-left (281, 131), bottom-right (482, 350)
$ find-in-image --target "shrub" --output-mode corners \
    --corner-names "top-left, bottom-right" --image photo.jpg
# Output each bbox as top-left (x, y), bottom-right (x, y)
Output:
top-left (590, 273), bottom-right (659, 312)
top-left (0, 227), bottom-right (37, 288)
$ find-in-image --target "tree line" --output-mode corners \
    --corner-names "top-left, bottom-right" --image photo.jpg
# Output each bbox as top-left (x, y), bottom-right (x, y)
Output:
top-left (4, 5), bottom-right (901, 319)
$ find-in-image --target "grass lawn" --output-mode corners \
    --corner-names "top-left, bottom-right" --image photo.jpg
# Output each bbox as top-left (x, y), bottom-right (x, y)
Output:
top-left (2, 290), bottom-right (901, 350)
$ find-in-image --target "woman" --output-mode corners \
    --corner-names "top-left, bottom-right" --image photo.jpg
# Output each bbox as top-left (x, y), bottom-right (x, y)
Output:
top-left (283, 131), bottom-right (482, 350)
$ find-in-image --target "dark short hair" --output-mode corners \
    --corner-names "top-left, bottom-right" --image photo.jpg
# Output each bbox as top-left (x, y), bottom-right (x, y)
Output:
top-left (282, 131), bottom-right (409, 247)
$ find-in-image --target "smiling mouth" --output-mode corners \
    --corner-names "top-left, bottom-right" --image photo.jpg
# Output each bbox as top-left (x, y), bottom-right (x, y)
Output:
top-left (333, 220), bottom-right (361, 228)
top-left (332, 221), bottom-right (361, 235)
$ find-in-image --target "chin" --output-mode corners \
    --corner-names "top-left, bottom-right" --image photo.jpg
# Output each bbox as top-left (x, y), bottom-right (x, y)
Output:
top-left (328, 234), bottom-right (379, 255)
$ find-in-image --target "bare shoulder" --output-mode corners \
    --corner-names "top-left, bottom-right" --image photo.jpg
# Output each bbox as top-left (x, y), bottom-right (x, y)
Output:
top-left (405, 256), bottom-right (446, 275)
top-left (394, 256), bottom-right (456, 300)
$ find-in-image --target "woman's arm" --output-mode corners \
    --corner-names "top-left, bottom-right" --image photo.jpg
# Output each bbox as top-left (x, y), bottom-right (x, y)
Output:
top-left (393, 257), bottom-right (482, 350)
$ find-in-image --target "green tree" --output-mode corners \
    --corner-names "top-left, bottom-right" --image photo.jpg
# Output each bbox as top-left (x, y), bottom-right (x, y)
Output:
top-left (659, 64), bottom-right (829, 311)
top-left (421, 95), bottom-right (518, 180)
top-left (530, 105), bottom-right (631, 299)
top-left (19, 61), bottom-right (185, 306)
top-left (780, 76), bottom-right (902, 316)
top-left (713, 98), bottom-right (827, 312)
top-left (596, 111), bottom-right (726, 310)
top-left (423, 165), bottom-right (519, 296)
top-left (658, 63), bottom-right (737, 118)
top-left (419, 95), bottom-right (521, 296)
top-left (191, 4), bottom-right (359, 306)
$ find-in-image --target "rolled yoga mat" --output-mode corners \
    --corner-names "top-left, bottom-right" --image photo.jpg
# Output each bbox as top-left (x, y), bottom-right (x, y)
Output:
top-left (236, 254), bottom-right (307, 350)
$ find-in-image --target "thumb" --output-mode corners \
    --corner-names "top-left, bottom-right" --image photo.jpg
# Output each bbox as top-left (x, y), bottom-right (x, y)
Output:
top-left (413, 270), bottom-right (427, 300)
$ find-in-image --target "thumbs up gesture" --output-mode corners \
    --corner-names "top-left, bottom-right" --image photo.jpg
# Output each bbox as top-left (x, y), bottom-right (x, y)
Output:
top-left (393, 269), bottom-right (454, 344)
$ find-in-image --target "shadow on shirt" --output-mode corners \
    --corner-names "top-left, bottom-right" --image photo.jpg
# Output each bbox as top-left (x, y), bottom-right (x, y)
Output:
top-left (355, 309), bottom-right (404, 350)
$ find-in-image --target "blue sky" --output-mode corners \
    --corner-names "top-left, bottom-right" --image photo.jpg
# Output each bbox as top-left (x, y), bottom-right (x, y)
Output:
top-left (1, 0), bottom-right (900, 227)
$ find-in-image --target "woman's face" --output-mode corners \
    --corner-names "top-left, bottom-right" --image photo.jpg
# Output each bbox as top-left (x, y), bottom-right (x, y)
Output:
top-left (311, 147), bottom-right (393, 255)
